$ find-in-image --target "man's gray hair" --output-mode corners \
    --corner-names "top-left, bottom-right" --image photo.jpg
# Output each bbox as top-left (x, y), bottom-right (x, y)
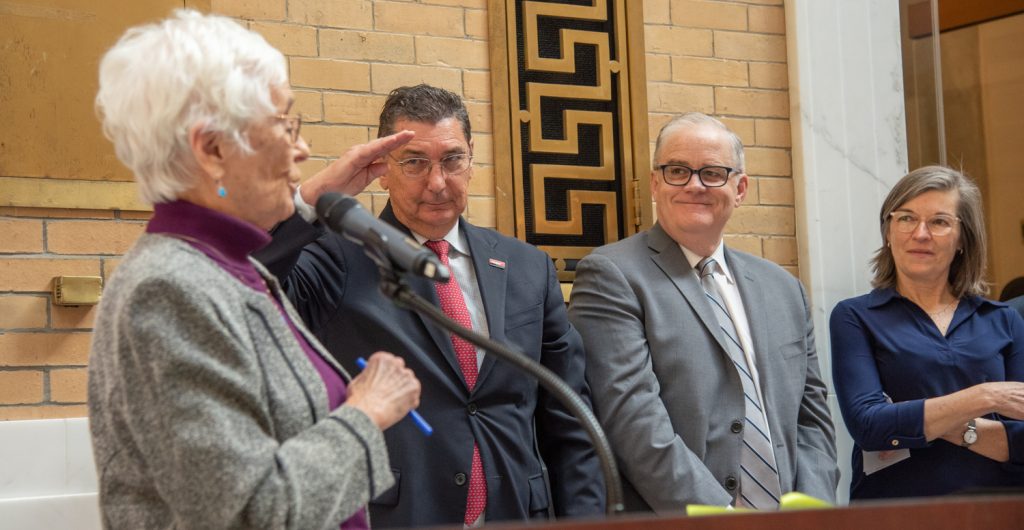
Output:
top-left (377, 84), bottom-right (472, 141)
top-left (95, 9), bottom-right (287, 204)
top-left (870, 165), bottom-right (988, 298)
top-left (652, 112), bottom-right (745, 171)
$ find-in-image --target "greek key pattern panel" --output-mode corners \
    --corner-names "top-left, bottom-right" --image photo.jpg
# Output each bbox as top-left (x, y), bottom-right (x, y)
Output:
top-left (491, 0), bottom-right (651, 281)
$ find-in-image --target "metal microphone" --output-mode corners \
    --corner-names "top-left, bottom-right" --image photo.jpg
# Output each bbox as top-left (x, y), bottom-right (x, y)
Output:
top-left (315, 192), bottom-right (450, 283)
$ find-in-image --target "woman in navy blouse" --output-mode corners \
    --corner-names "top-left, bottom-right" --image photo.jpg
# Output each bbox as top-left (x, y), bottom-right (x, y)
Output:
top-left (830, 166), bottom-right (1024, 499)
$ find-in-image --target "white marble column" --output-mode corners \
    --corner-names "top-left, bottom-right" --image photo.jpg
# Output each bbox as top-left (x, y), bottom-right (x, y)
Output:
top-left (785, 0), bottom-right (909, 503)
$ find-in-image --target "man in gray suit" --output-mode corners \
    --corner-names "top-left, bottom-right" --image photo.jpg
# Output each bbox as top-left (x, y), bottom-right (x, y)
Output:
top-left (568, 113), bottom-right (838, 512)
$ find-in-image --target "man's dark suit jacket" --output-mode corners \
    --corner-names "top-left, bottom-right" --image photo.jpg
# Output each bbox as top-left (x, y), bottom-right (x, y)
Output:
top-left (256, 203), bottom-right (605, 528)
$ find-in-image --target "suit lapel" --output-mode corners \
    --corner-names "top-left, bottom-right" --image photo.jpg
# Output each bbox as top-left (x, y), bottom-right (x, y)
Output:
top-left (463, 220), bottom-right (506, 390)
top-left (379, 203), bottom-right (466, 386)
top-left (648, 224), bottom-right (733, 356)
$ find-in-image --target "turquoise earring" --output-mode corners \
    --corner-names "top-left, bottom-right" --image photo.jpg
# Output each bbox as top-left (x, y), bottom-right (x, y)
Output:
top-left (217, 183), bottom-right (227, 198)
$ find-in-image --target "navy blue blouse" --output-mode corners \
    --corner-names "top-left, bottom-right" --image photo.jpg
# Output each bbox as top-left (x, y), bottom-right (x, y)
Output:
top-left (830, 288), bottom-right (1024, 499)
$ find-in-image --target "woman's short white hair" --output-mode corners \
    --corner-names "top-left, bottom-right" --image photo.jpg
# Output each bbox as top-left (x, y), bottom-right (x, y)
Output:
top-left (96, 9), bottom-right (287, 204)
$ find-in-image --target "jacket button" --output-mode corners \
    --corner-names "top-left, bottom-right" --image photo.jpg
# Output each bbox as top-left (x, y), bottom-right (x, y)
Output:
top-left (454, 472), bottom-right (467, 486)
top-left (731, 420), bottom-right (743, 433)
top-left (724, 476), bottom-right (738, 490)
top-left (891, 439), bottom-right (900, 447)
top-left (467, 402), bottom-right (478, 415)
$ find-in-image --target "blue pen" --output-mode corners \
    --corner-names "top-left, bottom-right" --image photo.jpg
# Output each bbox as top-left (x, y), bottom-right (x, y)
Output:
top-left (356, 357), bottom-right (433, 436)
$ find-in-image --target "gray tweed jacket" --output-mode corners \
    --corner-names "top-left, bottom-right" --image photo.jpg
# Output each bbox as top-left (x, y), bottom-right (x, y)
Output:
top-left (88, 234), bottom-right (393, 529)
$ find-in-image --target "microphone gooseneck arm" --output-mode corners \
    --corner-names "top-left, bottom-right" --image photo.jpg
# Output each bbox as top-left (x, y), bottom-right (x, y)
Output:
top-left (368, 248), bottom-right (625, 516)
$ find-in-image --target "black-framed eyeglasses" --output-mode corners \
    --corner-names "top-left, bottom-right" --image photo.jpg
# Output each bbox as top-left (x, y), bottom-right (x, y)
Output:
top-left (389, 153), bottom-right (473, 179)
top-left (888, 211), bottom-right (960, 236)
top-left (275, 113), bottom-right (303, 143)
top-left (656, 164), bottom-right (735, 187)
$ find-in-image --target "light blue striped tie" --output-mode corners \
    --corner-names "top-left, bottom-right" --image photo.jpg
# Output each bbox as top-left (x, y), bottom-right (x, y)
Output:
top-left (698, 257), bottom-right (782, 509)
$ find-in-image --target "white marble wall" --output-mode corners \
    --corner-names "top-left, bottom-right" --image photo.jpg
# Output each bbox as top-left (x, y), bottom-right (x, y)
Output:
top-left (785, 0), bottom-right (909, 504)
top-left (0, 418), bottom-right (101, 529)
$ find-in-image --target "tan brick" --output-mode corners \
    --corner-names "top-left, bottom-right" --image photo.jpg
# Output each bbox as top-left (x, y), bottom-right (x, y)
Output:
top-left (287, 0), bottom-right (373, 29)
top-left (0, 404), bottom-right (87, 421)
top-left (51, 304), bottom-right (96, 330)
top-left (250, 21), bottom-right (316, 57)
top-left (374, 2), bottom-right (464, 37)
top-left (417, 36), bottom-right (490, 69)
top-left (319, 29), bottom-right (415, 63)
top-left (763, 236), bottom-right (798, 265)
top-left (670, 0), bottom-right (747, 31)
top-left (0, 296), bottom-right (48, 329)
top-left (466, 101), bottom-right (492, 134)
top-left (463, 71), bottom-right (491, 101)
top-left (298, 159), bottom-right (331, 182)
top-left (324, 93), bottom-right (387, 126)
top-left (468, 165), bottom-right (495, 195)
top-left (719, 117), bottom-right (755, 147)
top-left (290, 58), bottom-right (371, 91)
top-left (724, 235), bottom-right (762, 256)
top-left (211, 0), bottom-right (285, 20)
top-left (0, 219), bottom-right (43, 253)
top-left (0, 258), bottom-right (100, 292)
top-left (102, 258), bottom-right (121, 283)
top-left (741, 173), bottom-right (760, 203)
top-left (714, 31), bottom-right (787, 62)
top-left (672, 56), bottom-right (747, 86)
top-left (749, 5), bottom-right (786, 34)
top-left (471, 133), bottom-right (493, 165)
top-left (0, 332), bottom-right (92, 367)
top-left (755, 119), bottom-right (791, 147)
top-left (118, 210), bottom-right (152, 221)
top-left (370, 193), bottom-right (391, 216)
top-left (758, 176), bottom-right (794, 205)
top-left (644, 0), bottom-right (671, 23)
top-left (49, 368), bottom-right (88, 403)
top-left (465, 9), bottom-right (488, 39)
top-left (645, 26), bottom-right (713, 57)
top-left (0, 371), bottom-right (44, 404)
top-left (742, 0), bottom-right (783, 4)
top-left (745, 147), bottom-right (791, 176)
top-left (467, 196), bottom-right (495, 227)
top-left (371, 63), bottom-right (462, 95)
top-left (423, 0), bottom-right (486, 7)
top-left (749, 62), bottom-right (789, 89)
top-left (645, 54), bottom-right (671, 82)
top-left (715, 87), bottom-right (789, 118)
top-left (782, 265), bottom-right (800, 278)
top-left (648, 83), bottom-right (714, 114)
top-left (293, 90), bottom-right (323, 123)
top-left (46, 221), bottom-right (145, 255)
top-left (302, 125), bottom-right (370, 158)
top-left (0, 207), bottom-right (115, 219)
top-left (728, 205), bottom-right (794, 235)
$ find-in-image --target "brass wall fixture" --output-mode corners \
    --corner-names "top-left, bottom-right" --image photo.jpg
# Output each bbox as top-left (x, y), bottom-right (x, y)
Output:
top-left (52, 276), bottom-right (103, 306)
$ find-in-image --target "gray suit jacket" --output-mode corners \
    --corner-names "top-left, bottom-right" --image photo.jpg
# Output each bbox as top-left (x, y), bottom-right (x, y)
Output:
top-left (568, 224), bottom-right (838, 512)
top-left (88, 234), bottom-right (394, 529)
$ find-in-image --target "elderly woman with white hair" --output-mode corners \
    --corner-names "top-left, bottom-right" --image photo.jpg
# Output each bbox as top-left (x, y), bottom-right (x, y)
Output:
top-left (830, 165), bottom-right (1024, 499)
top-left (89, 10), bottom-right (420, 529)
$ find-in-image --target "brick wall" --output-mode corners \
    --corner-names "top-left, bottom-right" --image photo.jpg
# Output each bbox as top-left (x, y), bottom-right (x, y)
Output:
top-left (0, 0), bottom-right (795, 419)
top-left (644, 0), bottom-right (796, 275)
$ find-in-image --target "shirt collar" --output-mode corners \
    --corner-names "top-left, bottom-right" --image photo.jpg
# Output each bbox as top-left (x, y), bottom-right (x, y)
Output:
top-left (412, 222), bottom-right (470, 257)
top-left (867, 286), bottom-right (994, 313)
top-left (679, 241), bottom-right (733, 284)
top-left (146, 200), bottom-right (271, 263)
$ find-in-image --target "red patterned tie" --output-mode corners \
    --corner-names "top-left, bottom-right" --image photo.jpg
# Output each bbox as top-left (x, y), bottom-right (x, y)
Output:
top-left (424, 239), bottom-right (487, 525)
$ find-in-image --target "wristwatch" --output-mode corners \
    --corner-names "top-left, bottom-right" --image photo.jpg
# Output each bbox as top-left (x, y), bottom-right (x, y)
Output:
top-left (961, 419), bottom-right (978, 447)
